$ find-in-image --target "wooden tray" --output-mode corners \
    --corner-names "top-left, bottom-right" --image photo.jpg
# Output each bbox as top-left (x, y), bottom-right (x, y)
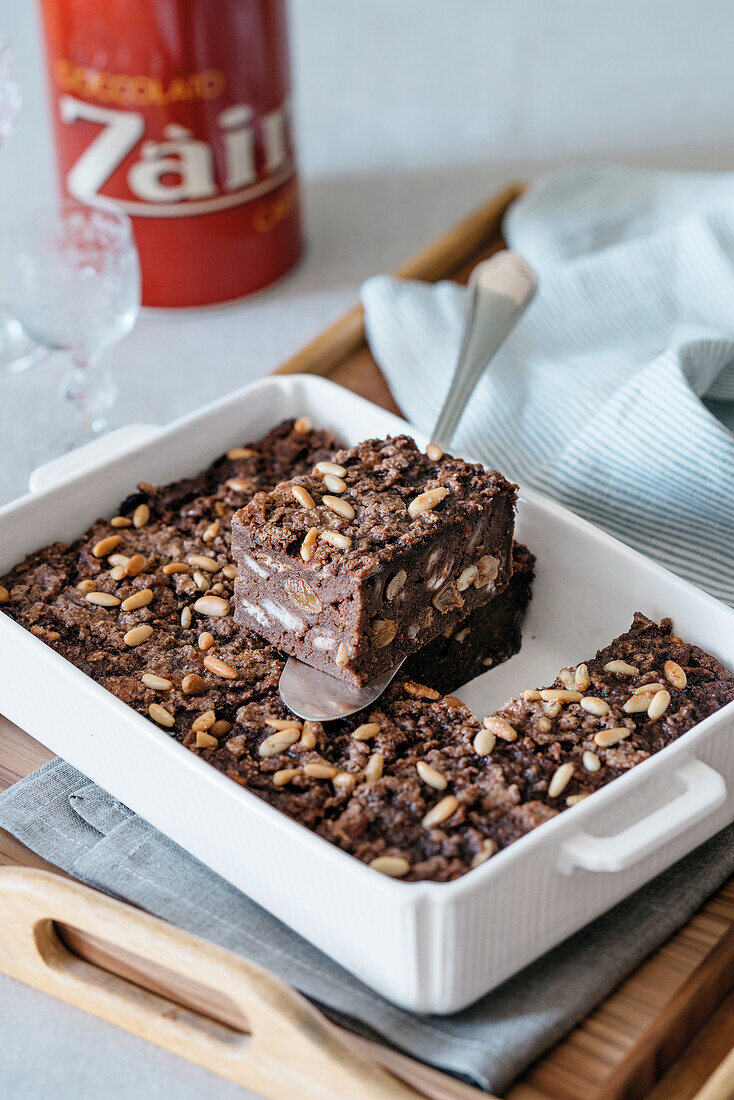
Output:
top-left (2, 184), bottom-right (734, 1100)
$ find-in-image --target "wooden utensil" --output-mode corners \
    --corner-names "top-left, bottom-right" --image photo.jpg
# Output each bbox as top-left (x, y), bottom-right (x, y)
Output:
top-left (0, 866), bottom-right (498, 1100)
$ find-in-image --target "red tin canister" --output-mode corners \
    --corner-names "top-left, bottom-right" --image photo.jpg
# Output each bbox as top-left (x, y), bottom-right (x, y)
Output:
top-left (39, 0), bottom-right (302, 308)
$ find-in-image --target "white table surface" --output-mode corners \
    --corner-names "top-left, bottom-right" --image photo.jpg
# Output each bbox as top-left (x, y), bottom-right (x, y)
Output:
top-left (1, 0), bottom-right (733, 1095)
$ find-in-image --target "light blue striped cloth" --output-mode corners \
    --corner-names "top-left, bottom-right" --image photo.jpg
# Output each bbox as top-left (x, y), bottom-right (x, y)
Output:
top-left (362, 164), bottom-right (734, 605)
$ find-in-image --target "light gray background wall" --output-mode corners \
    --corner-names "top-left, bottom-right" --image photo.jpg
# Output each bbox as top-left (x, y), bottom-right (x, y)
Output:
top-left (0, 1), bottom-right (732, 1095)
top-left (1, 0), bottom-right (734, 506)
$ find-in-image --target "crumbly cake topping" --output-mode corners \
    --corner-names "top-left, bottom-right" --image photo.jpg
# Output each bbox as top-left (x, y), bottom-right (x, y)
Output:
top-left (234, 435), bottom-right (518, 576)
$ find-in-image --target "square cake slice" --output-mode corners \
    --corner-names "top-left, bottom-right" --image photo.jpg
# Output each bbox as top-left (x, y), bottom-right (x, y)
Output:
top-left (231, 435), bottom-right (517, 684)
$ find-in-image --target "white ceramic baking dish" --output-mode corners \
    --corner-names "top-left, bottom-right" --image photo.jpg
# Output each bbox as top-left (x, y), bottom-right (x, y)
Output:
top-left (2, 374), bottom-right (734, 1014)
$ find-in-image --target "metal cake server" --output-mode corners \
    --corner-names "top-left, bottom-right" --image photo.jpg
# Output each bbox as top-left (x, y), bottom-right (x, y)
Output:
top-left (279, 250), bottom-right (538, 721)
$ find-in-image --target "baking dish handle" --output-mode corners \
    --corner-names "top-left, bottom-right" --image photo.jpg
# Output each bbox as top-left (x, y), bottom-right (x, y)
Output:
top-left (0, 867), bottom-right (428, 1100)
top-left (557, 758), bottom-right (727, 875)
top-left (28, 423), bottom-right (161, 494)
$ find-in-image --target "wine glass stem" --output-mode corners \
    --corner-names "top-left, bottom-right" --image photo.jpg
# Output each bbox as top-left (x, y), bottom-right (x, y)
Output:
top-left (60, 350), bottom-right (118, 447)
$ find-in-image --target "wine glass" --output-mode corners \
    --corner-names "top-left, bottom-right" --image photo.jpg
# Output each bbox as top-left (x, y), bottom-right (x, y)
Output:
top-left (5, 199), bottom-right (141, 454)
top-left (0, 35), bottom-right (46, 375)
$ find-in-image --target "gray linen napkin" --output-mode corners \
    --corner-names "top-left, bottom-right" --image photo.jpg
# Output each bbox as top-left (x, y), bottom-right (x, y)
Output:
top-left (1, 758), bottom-right (733, 1095)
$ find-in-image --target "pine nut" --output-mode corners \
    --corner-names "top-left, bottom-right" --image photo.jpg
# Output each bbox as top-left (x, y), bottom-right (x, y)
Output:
top-left (633, 681), bottom-right (666, 694)
top-left (259, 727), bottom-right (300, 757)
top-left (193, 595), bottom-right (229, 617)
top-left (202, 521), bottom-right (219, 543)
top-left (304, 762), bottom-right (338, 778)
top-left (211, 720), bottom-right (232, 737)
top-left (483, 715), bottom-right (517, 742)
top-left (133, 503), bottom-right (150, 528)
top-left (323, 473), bottom-right (347, 493)
top-left (583, 750), bottom-right (601, 771)
top-left (404, 681), bottom-right (440, 700)
top-left (558, 668), bottom-right (575, 689)
top-left (76, 579), bottom-right (97, 593)
top-left (148, 702), bottom-right (174, 728)
top-left (417, 761), bottom-right (447, 790)
top-left (273, 767), bottom-right (301, 786)
top-left (110, 515), bottom-right (132, 528)
top-left (523, 689), bottom-right (543, 701)
top-left (541, 689), bottom-right (582, 703)
top-left (369, 856), bottom-right (409, 878)
top-left (265, 717), bottom-right (302, 730)
top-left (323, 494), bottom-right (354, 520)
top-left (314, 461), bottom-right (346, 477)
top-left (470, 839), bottom-right (497, 868)
top-left (203, 653), bottom-right (237, 679)
top-left (386, 570), bottom-right (407, 600)
top-left (192, 710), bottom-right (216, 733)
top-left (86, 591), bottom-right (121, 607)
top-left (188, 555), bottom-right (219, 573)
top-left (664, 660), bottom-right (687, 689)
top-left (647, 689), bottom-right (671, 720)
top-left (300, 527), bottom-right (318, 562)
top-left (594, 727), bottom-right (631, 748)
top-left (125, 554), bottom-right (147, 577)
top-left (335, 642), bottom-right (349, 667)
top-left (293, 416), bottom-right (312, 434)
top-left (408, 486), bottom-right (449, 518)
top-left (426, 443), bottom-right (443, 461)
top-left (196, 730), bottom-right (218, 749)
top-left (181, 606), bottom-right (192, 628)
top-left (604, 660), bottom-right (639, 676)
top-left (574, 663), bottom-right (590, 690)
top-left (108, 553), bottom-right (130, 567)
top-left (299, 721), bottom-right (319, 750)
top-left (624, 694), bottom-right (653, 713)
top-left (110, 566), bottom-right (127, 581)
top-left (121, 588), bottom-right (153, 611)
top-left (333, 772), bottom-right (357, 792)
top-left (580, 696), bottom-right (610, 716)
top-left (566, 794), bottom-right (589, 807)
top-left (548, 762), bottom-right (574, 798)
top-left (141, 673), bottom-right (172, 691)
top-left (182, 674), bottom-right (206, 695)
top-left (198, 631), bottom-right (215, 650)
top-left (162, 562), bottom-right (189, 575)
top-left (292, 484), bottom-right (315, 509)
top-left (124, 624), bottom-right (153, 647)
top-left (193, 571), bottom-right (210, 592)
top-left (352, 722), bottom-right (380, 741)
top-left (92, 535), bottom-right (122, 558)
top-left (226, 478), bottom-right (253, 493)
top-left (227, 446), bottom-right (256, 459)
top-left (422, 794), bottom-right (459, 828)
top-left (365, 753), bottom-right (383, 782)
top-left (473, 727), bottom-right (496, 756)
top-left (320, 530), bottom-right (352, 549)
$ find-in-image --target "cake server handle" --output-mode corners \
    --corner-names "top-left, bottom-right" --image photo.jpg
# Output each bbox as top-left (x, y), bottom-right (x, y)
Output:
top-left (0, 867), bottom-right (433, 1100)
top-left (430, 250), bottom-right (537, 454)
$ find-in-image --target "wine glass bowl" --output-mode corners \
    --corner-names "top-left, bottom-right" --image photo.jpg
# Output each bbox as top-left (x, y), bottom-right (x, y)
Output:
top-left (6, 199), bottom-right (141, 451)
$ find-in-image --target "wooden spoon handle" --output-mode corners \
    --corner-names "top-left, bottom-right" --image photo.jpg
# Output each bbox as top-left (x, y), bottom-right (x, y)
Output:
top-left (0, 867), bottom-right (423, 1100)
